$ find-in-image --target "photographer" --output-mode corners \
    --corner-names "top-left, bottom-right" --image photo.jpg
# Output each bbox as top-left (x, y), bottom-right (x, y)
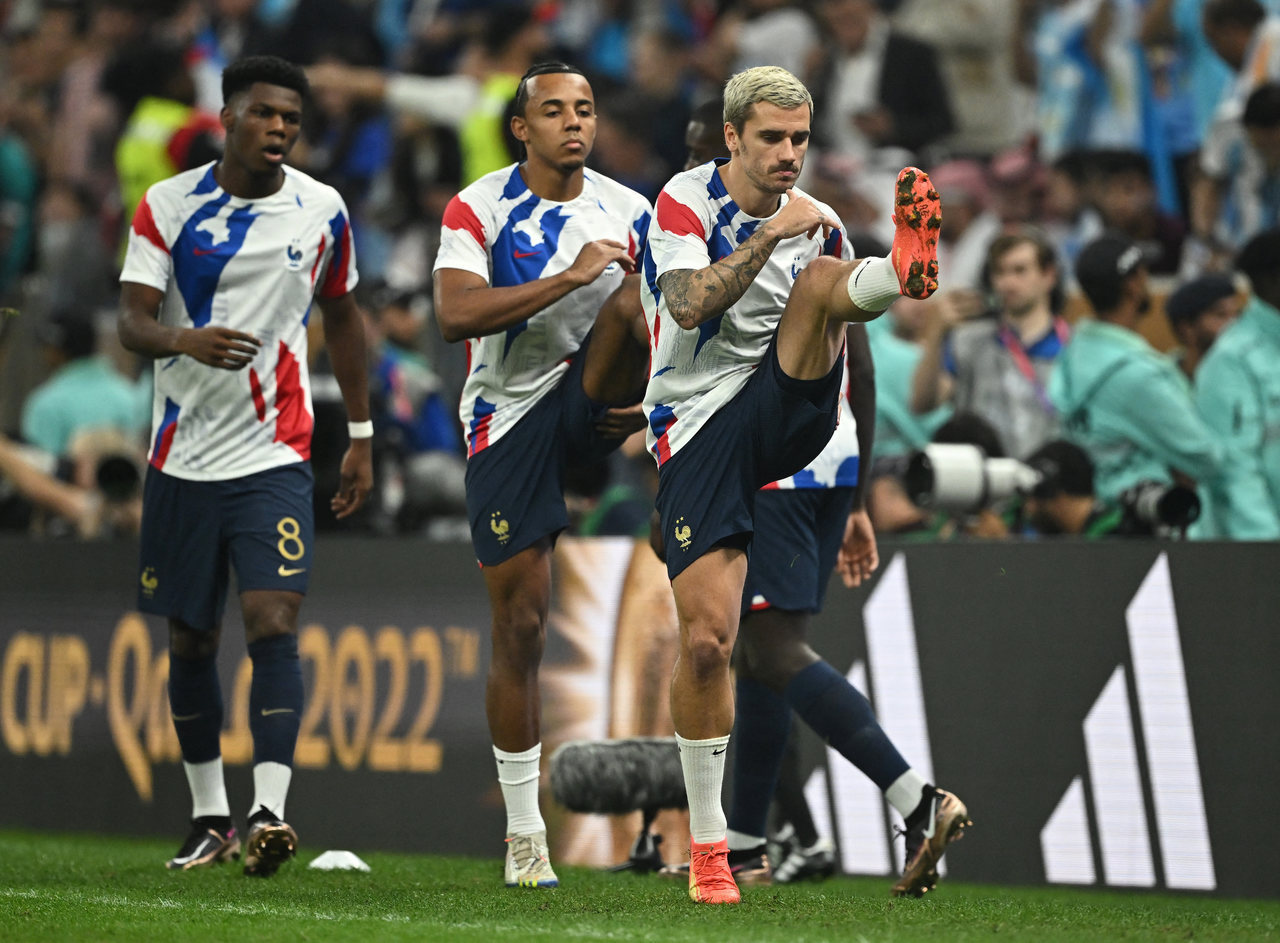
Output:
top-left (1020, 440), bottom-right (1200, 538)
top-left (1049, 235), bottom-right (1227, 533)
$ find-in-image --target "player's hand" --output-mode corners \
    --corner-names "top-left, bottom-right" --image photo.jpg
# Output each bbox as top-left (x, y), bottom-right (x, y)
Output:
top-left (836, 508), bottom-right (879, 588)
top-left (567, 239), bottom-right (636, 287)
top-left (596, 403), bottom-right (646, 439)
top-left (331, 439), bottom-right (373, 519)
top-left (180, 326), bottom-right (261, 370)
top-left (763, 195), bottom-right (839, 243)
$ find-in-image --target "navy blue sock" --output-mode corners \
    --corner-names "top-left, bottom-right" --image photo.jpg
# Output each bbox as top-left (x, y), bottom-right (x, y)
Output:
top-left (785, 661), bottom-right (909, 791)
top-left (168, 652), bottom-right (223, 764)
top-left (247, 634), bottom-right (303, 766)
top-left (727, 676), bottom-right (792, 840)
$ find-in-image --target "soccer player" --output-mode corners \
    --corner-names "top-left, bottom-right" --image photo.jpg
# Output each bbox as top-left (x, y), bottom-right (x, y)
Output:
top-left (678, 95), bottom-right (971, 899)
top-left (118, 56), bottom-right (373, 877)
top-left (432, 61), bottom-right (652, 888)
top-left (643, 65), bottom-right (954, 904)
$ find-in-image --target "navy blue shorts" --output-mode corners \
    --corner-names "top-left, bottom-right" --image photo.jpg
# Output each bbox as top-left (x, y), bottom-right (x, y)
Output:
top-left (465, 342), bottom-right (617, 566)
top-left (137, 463), bottom-right (314, 631)
top-left (742, 486), bottom-right (856, 615)
top-left (655, 338), bottom-right (843, 580)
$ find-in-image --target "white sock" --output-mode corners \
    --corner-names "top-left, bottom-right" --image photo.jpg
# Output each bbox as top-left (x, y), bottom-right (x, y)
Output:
top-left (847, 256), bottom-right (901, 313)
top-left (676, 733), bottom-right (729, 845)
top-left (885, 768), bottom-right (930, 819)
top-left (727, 829), bottom-right (765, 852)
top-left (251, 761), bottom-right (292, 819)
top-left (184, 758), bottom-right (230, 820)
top-left (495, 743), bottom-right (545, 836)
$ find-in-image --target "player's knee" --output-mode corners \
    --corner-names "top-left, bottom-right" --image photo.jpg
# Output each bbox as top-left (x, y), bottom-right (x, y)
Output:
top-left (169, 621), bottom-right (219, 660)
top-left (242, 593), bottom-right (301, 644)
top-left (794, 255), bottom-right (842, 300)
top-left (490, 612), bottom-right (546, 664)
top-left (683, 629), bottom-right (733, 682)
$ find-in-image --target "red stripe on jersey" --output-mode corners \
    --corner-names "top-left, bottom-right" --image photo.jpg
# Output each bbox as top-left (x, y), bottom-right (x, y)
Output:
top-left (654, 425), bottom-right (674, 465)
top-left (656, 191), bottom-right (704, 238)
top-left (310, 234), bottom-right (326, 289)
top-left (628, 229), bottom-right (637, 262)
top-left (469, 414), bottom-right (492, 457)
top-left (760, 480), bottom-right (780, 490)
top-left (443, 197), bottom-right (486, 248)
top-left (249, 367), bottom-right (266, 422)
top-left (464, 338), bottom-right (473, 377)
top-left (131, 197), bottom-right (169, 255)
top-left (151, 419), bottom-right (177, 469)
top-left (274, 341), bottom-right (313, 459)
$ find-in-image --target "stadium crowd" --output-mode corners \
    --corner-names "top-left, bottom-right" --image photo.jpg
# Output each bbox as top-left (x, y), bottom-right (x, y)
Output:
top-left (0, 0), bottom-right (1277, 540)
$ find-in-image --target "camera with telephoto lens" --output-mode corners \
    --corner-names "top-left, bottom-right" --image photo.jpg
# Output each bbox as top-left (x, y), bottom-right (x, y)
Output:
top-left (1116, 480), bottom-right (1200, 535)
top-left (903, 443), bottom-right (1041, 514)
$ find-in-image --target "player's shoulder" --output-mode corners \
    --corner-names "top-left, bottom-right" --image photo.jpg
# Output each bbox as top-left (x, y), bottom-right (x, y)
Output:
top-left (582, 169), bottom-right (653, 213)
top-left (142, 162), bottom-right (218, 207)
top-left (456, 163), bottom-right (525, 208)
top-left (281, 165), bottom-right (347, 211)
top-left (662, 161), bottom-right (719, 200)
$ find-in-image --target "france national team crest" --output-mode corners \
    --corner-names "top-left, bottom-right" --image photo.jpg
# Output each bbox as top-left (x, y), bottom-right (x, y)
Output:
top-left (285, 238), bottom-right (305, 270)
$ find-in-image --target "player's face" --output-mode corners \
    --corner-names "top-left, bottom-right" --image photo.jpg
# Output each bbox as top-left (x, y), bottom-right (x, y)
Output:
top-left (514, 72), bottom-right (597, 174)
top-left (726, 101), bottom-right (811, 196)
top-left (990, 243), bottom-right (1054, 317)
top-left (222, 82), bottom-right (304, 176)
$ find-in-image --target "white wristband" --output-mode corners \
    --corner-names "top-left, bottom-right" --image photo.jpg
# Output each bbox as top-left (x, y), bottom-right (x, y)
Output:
top-left (347, 420), bottom-right (374, 439)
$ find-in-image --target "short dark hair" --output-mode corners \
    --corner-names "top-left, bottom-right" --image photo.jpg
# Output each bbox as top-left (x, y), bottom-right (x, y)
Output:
top-left (933, 412), bottom-right (1006, 459)
top-left (986, 229), bottom-right (1056, 276)
top-left (1026, 440), bottom-right (1095, 498)
top-left (1243, 82), bottom-right (1280, 128)
top-left (222, 56), bottom-right (309, 106)
top-left (513, 61), bottom-right (586, 118)
top-left (1236, 228), bottom-right (1280, 291)
top-left (1204, 0), bottom-right (1266, 29)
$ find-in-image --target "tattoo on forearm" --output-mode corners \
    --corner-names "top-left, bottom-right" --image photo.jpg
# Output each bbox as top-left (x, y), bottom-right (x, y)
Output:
top-left (659, 227), bottom-right (779, 329)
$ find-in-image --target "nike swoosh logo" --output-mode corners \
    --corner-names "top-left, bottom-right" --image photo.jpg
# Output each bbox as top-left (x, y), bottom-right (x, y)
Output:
top-left (921, 795), bottom-right (942, 841)
top-left (513, 250), bottom-right (541, 258)
top-left (193, 248), bottom-right (218, 256)
top-left (711, 747), bottom-right (726, 756)
top-left (854, 263), bottom-right (866, 287)
top-left (278, 565), bottom-right (306, 576)
top-left (172, 712), bottom-right (202, 722)
top-left (260, 708), bottom-right (296, 717)
top-left (171, 836), bottom-right (218, 864)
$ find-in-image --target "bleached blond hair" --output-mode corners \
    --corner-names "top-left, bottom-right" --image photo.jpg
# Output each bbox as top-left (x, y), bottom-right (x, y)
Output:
top-left (723, 66), bottom-right (813, 132)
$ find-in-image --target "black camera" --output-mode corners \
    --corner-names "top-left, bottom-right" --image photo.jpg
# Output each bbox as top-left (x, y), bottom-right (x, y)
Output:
top-left (1117, 480), bottom-right (1201, 536)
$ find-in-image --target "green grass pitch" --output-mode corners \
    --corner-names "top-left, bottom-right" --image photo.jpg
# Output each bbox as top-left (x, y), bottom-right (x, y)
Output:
top-left (1, 831), bottom-right (1276, 942)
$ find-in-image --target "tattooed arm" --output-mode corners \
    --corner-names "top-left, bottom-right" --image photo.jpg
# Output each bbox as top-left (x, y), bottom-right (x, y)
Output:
top-left (656, 194), bottom-right (839, 330)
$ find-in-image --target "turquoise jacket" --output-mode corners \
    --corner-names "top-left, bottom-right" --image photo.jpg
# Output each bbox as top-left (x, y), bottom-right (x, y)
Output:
top-left (866, 314), bottom-right (951, 460)
top-left (20, 357), bottom-right (145, 457)
top-left (1195, 296), bottom-right (1280, 539)
top-left (1049, 319), bottom-right (1224, 505)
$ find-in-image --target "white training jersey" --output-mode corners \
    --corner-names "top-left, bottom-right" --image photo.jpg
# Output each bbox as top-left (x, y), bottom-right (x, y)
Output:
top-left (642, 159), bottom-right (852, 468)
top-left (433, 163), bottom-right (653, 456)
top-left (120, 162), bottom-right (358, 481)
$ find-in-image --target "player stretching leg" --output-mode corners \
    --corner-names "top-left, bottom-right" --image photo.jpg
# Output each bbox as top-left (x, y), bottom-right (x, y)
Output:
top-left (681, 99), bottom-right (970, 898)
top-left (432, 62), bottom-right (652, 889)
top-left (643, 66), bottom-right (945, 903)
top-left (119, 56), bottom-right (372, 876)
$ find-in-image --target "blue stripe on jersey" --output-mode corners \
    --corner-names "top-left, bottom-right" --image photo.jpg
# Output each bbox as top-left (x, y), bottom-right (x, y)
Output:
top-left (706, 165), bottom-right (729, 201)
top-left (648, 403), bottom-right (675, 438)
top-left (694, 314), bottom-right (724, 359)
top-left (491, 194), bottom-right (571, 288)
top-left (642, 242), bottom-right (661, 306)
top-left (502, 165), bottom-right (528, 200)
top-left (171, 194), bottom-right (258, 326)
top-left (153, 396), bottom-right (181, 455)
top-left (736, 219), bottom-right (760, 243)
top-left (835, 455), bottom-right (860, 487)
top-left (633, 210), bottom-right (652, 248)
top-left (187, 165), bottom-right (219, 197)
top-left (793, 468), bottom-right (818, 488)
top-left (469, 396), bottom-right (496, 436)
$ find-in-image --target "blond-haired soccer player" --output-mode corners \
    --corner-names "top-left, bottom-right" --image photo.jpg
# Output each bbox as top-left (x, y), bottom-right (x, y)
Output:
top-left (642, 66), bottom-right (962, 903)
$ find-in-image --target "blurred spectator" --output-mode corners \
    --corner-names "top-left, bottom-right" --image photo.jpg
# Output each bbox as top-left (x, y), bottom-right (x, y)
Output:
top-left (621, 25), bottom-right (694, 181)
top-left (865, 297), bottom-right (952, 463)
top-left (1195, 228), bottom-right (1280, 537)
top-left (1089, 149), bottom-right (1186, 273)
top-left (1030, 0), bottom-right (1145, 162)
top-left (1042, 149), bottom-right (1105, 273)
top-left (929, 159), bottom-right (998, 292)
top-left (0, 427), bottom-right (143, 539)
top-left (35, 181), bottom-right (115, 317)
top-left (0, 83), bottom-right (38, 303)
top-left (810, 0), bottom-right (954, 165)
top-left (697, 0), bottom-right (818, 83)
top-left (105, 41), bottom-right (222, 236)
top-left (892, 0), bottom-right (1029, 156)
top-left (911, 230), bottom-right (1067, 458)
top-left (20, 313), bottom-right (143, 457)
top-left (1164, 272), bottom-right (1241, 380)
top-left (1019, 438), bottom-right (1123, 536)
top-left (1193, 0), bottom-right (1280, 261)
top-left (1050, 235), bottom-right (1225, 507)
top-left (1193, 81), bottom-right (1280, 255)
